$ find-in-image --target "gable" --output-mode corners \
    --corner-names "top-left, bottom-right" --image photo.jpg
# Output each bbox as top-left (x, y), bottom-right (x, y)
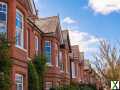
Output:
top-left (55, 21), bottom-right (64, 44)
top-left (35, 16), bottom-right (59, 33)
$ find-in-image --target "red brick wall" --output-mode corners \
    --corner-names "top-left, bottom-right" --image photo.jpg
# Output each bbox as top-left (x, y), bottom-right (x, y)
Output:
top-left (5, 0), bottom-right (42, 90)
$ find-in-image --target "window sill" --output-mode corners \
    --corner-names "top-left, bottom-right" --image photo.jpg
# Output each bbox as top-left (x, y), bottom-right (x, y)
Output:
top-left (46, 63), bottom-right (53, 67)
top-left (56, 65), bottom-right (60, 68)
top-left (72, 76), bottom-right (76, 78)
top-left (60, 70), bottom-right (64, 73)
top-left (27, 57), bottom-right (31, 61)
top-left (16, 45), bottom-right (27, 52)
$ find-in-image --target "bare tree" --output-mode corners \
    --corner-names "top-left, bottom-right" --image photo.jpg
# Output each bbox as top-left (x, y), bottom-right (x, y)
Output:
top-left (93, 40), bottom-right (120, 87)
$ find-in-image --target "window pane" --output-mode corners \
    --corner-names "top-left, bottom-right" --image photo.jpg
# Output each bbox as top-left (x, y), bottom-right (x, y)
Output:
top-left (16, 18), bottom-right (22, 29)
top-left (44, 41), bottom-right (51, 63)
top-left (16, 74), bottom-right (23, 90)
top-left (45, 47), bottom-right (51, 53)
top-left (3, 4), bottom-right (6, 9)
top-left (46, 54), bottom-right (51, 63)
top-left (0, 26), bottom-right (6, 33)
top-left (0, 12), bottom-right (6, 21)
top-left (16, 31), bottom-right (21, 46)
top-left (0, 2), bottom-right (7, 34)
top-left (45, 41), bottom-right (50, 46)
top-left (16, 9), bottom-right (24, 48)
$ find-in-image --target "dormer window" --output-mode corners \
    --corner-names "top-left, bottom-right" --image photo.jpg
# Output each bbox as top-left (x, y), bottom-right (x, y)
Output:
top-left (0, 2), bottom-right (7, 35)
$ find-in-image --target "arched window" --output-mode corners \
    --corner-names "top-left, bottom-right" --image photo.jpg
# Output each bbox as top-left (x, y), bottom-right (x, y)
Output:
top-left (0, 2), bottom-right (7, 34)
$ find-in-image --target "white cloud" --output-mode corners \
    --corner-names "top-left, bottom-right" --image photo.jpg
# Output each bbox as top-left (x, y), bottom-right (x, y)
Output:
top-left (63, 17), bottom-right (78, 24)
top-left (88, 0), bottom-right (120, 15)
top-left (69, 30), bottom-right (102, 53)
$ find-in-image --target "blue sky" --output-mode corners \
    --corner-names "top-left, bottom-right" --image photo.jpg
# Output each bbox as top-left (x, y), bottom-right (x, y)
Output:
top-left (34, 0), bottom-right (120, 60)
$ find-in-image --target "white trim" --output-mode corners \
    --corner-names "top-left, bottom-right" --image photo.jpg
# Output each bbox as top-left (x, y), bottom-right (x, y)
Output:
top-left (60, 70), bottom-right (64, 73)
top-left (16, 45), bottom-right (27, 52)
top-left (72, 62), bottom-right (76, 78)
top-left (27, 57), bottom-right (31, 61)
top-left (46, 63), bottom-right (53, 67)
top-left (15, 74), bottom-right (23, 90)
top-left (35, 35), bottom-right (39, 55)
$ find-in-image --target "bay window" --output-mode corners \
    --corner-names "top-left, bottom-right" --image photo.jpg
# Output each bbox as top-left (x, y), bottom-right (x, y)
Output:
top-left (0, 2), bottom-right (7, 35)
top-left (35, 36), bottom-right (39, 55)
top-left (44, 41), bottom-right (51, 64)
top-left (16, 74), bottom-right (23, 90)
top-left (16, 9), bottom-right (24, 48)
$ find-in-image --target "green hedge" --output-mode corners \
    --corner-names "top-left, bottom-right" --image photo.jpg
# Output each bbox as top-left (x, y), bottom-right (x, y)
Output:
top-left (79, 84), bottom-right (97, 90)
top-left (50, 84), bottom-right (97, 90)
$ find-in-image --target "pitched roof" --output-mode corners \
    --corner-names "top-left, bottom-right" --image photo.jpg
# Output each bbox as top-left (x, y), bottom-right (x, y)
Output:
top-left (35, 16), bottom-right (59, 33)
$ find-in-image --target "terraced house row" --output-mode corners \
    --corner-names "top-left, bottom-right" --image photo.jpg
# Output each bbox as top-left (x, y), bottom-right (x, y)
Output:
top-left (0, 0), bottom-right (102, 90)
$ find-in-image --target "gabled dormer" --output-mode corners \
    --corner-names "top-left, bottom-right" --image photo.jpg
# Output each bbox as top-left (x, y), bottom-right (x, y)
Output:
top-left (35, 16), bottom-right (64, 44)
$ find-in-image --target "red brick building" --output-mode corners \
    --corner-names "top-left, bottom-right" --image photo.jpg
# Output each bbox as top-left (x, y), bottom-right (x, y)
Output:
top-left (0, 0), bottom-right (43, 90)
top-left (35, 17), bottom-right (72, 89)
top-left (0, 0), bottom-right (103, 90)
top-left (70, 45), bottom-right (81, 83)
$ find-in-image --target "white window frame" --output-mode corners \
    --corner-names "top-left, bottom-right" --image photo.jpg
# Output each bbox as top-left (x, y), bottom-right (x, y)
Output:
top-left (45, 81), bottom-right (52, 90)
top-left (55, 43), bottom-right (59, 67)
top-left (15, 74), bottom-right (23, 90)
top-left (0, 2), bottom-right (7, 35)
top-left (44, 41), bottom-right (51, 65)
top-left (59, 51), bottom-right (64, 71)
top-left (16, 9), bottom-right (24, 49)
top-left (35, 36), bottom-right (39, 55)
top-left (72, 62), bottom-right (76, 78)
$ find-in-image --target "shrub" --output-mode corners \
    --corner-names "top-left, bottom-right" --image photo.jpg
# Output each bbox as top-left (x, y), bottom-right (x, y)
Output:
top-left (28, 61), bottom-right (39, 90)
top-left (79, 84), bottom-right (97, 90)
top-left (51, 84), bottom-right (97, 90)
top-left (33, 54), bottom-right (47, 90)
top-left (0, 33), bottom-right (12, 90)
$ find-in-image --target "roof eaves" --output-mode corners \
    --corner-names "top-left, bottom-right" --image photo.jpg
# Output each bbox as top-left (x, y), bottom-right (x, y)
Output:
top-left (27, 18), bottom-right (44, 34)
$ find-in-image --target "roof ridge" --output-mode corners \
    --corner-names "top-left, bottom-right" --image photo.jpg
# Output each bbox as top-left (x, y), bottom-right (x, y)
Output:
top-left (38, 16), bottom-right (58, 20)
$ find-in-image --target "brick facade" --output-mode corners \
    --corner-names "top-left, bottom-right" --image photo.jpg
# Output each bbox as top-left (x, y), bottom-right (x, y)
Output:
top-left (0, 0), bottom-right (103, 90)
